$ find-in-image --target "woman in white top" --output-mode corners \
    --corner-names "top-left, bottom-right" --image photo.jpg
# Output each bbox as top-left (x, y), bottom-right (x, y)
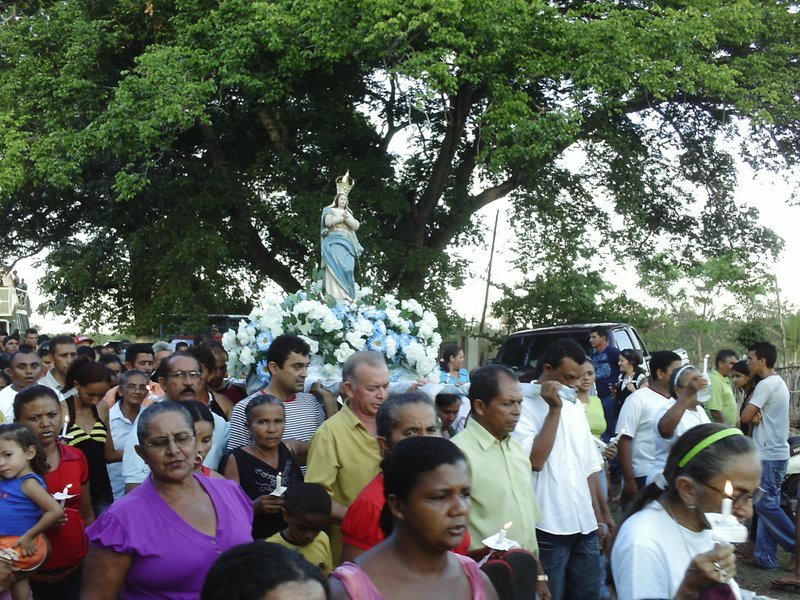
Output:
top-left (612, 423), bottom-right (762, 600)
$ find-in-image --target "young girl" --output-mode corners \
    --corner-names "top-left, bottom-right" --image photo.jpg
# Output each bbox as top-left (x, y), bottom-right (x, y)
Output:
top-left (181, 400), bottom-right (224, 478)
top-left (0, 423), bottom-right (64, 600)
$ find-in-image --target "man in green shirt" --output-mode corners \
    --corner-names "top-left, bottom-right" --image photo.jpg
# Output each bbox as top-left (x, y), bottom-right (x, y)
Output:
top-left (706, 348), bottom-right (739, 426)
top-left (452, 365), bottom-right (547, 587)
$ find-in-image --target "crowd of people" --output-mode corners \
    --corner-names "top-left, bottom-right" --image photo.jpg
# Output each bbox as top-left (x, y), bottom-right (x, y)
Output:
top-left (0, 325), bottom-right (794, 599)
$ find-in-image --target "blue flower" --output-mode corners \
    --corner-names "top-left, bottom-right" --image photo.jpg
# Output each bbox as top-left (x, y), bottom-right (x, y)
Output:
top-left (255, 331), bottom-right (273, 352)
top-left (367, 329), bottom-right (387, 354)
top-left (256, 360), bottom-right (271, 385)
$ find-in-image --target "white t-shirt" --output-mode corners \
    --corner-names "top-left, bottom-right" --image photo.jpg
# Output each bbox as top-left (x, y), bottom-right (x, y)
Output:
top-left (750, 374), bottom-right (790, 461)
top-left (0, 385), bottom-right (18, 422)
top-left (511, 393), bottom-right (602, 535)
top-left (647, 400), bottom-right (710, 484)
top-left (612, 501), bottom-right (741, 600)
top-left (615, 387), bottom-right (670, 478)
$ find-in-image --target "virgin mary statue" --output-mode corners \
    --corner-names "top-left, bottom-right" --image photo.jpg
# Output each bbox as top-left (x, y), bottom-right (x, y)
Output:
top-left (320, 171), bottom-right (363, 301)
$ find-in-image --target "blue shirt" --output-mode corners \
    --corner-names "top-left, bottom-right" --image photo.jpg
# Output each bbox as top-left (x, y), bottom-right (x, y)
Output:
top-left (0, 473), bottom-right (46, 536)
top-left (592, 346), bottom-right (620, 400)
top-left (440, 368), bottom-right (470, 385)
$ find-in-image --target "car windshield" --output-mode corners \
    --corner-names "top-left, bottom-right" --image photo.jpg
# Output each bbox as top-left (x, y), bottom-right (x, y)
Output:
top-left (496, 331), bottom-right (594, 373)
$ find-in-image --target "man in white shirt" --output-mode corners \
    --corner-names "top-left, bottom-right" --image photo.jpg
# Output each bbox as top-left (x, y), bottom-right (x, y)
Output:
top-left (741, 341), bottom-right (794, 569)
top-left (615, 350), bottom-right (681, 508)
top-left (512, 339), bottom-right (613, 600)
top-left (122, 353), bottom-right (229, 492)
top-left (0, 348), bottom-right (42, 421)
top-left (38, 334), bottom-right (77, 400)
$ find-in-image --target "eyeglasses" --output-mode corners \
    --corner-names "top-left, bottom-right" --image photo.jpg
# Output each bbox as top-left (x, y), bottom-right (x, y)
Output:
top-left (142, 433), bottom-right (195, 450)
top-left (165, 370), bottom-right (203, 381)
top-left (123, 384), bottom-right (150, 393)
top-left (699, 481), bottom-right (765, 508)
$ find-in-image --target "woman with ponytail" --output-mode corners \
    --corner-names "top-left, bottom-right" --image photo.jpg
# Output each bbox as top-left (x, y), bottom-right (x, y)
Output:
top-left (612, 423), bottom-right (761, 599)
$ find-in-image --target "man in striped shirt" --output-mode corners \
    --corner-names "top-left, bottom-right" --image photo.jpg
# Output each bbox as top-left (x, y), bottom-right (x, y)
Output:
top-left (227, 335), bottom-right (326, 450)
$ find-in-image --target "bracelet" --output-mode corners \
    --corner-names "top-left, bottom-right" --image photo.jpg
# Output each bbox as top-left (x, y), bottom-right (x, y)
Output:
top-left (597, 522), bottom-right (608, 531)
top-left (537, 574), bottom-right (549, 582)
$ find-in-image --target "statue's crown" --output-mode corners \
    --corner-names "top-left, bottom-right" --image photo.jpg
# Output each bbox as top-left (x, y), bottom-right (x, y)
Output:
top-left (336, 171), bottom-right (355, 196)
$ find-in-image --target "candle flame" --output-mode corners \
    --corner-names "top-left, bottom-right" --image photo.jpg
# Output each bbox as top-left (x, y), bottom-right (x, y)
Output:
top-left (503, 521), bottom-right (513, 529)
top-left (724, 480), bottom-right (733, 496)
top-left (704, 354), bottom-right (710, 359)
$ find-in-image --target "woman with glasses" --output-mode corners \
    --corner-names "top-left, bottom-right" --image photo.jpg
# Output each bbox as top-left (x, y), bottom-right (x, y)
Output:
top-left (107, 370), bottom-right (150, 500)
top-left (612, 423), bottom-right (761, 599)
top-left (81, 401), bottom-right (253, 599)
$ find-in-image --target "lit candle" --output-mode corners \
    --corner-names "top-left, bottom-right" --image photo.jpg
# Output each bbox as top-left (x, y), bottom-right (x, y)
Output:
top-left (57, 484), bottom-right (72, 507)
top-left (721, 480), bottom-right (733, 517)
top-left (702, 354), bottom-right (709, 374)
top-left (276, 472), bottom-right (282, 490)
top-left (497, 521), bottom-right (512, 544)
top-left (61, 414), bottom-right (70, 439)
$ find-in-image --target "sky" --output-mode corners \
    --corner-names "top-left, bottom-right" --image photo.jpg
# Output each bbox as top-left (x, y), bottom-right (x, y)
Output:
top-left (14, 163), bottom-right (800, 336)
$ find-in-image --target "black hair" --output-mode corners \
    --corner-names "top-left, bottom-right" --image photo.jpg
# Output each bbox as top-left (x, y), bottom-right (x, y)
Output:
top-left (136, 401), bottom-right (195, 444)
top-left (125, 343), bottom-right (154, 366)
top-left (439, 343), bottom-right (462, 371)
top-left (435, 393), bottom-right (461, 409)
top-left (468, 364), bottom-right (516, 409)
top-left (187, 344), bottom-right (216, 374)
top-left (267, 334), bottom-right (310, 368)
top-left (175, 341), bottom-right (189, 351)
top-left (589, 325), bottom-right (609, 340)
top-left (375, 393), bottom-right (434, 439)
top-left (536, 338), bottom-right (586, 375)
top-left (99, 354), bottom-right (123, 369)
top-left (181, 400), bottom-right (216, 428)
top-left (0, 372), bottom-right (11, 387)
top-left (379, 436), bottom-right (467, 536)
top-left (37, 343), bottom-right (51, 358)
top-left (48, 334), bottom-right (76, 355)
top-left (731, 360), bottom-right (749, 377)
top-left (620, 349), bottom-right (646, 378)
top-left (284, 482), bottom-right (332, 518)
top-left (0, 423), bottom-right (49, 476)
top-left (24, 328), bottom-right (37, 336)
top-left (77, 345), bottom-right (97, 361)
top-left (201, 541), bottom-right (329, 600)
top-left (648, 351), bottom-right (682, 382)
top-left (9, 347), bottom-right (39, 364)
top-left (3, 333), bottom-right (19, 344)
top-left (747, 341), bottom-right (778, 369)
top-left (13, 385), bottom-right (60, 422)
top-left (624, 423), bottom-right (756, 523)
top-left (244, 394), bottom-right (284, 423)
top-left (668, 365), bottom-right (699, 398)
top-left (63, 355), bottom-right (113, 392)
top-left (715, 349), bottom-right (739, 367)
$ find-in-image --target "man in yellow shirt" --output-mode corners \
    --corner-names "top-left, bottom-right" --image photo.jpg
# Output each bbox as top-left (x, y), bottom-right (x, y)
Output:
top-left (305, 351), bottom-right (387, 564)
top-left (706, 349), bottom-right (739, 426)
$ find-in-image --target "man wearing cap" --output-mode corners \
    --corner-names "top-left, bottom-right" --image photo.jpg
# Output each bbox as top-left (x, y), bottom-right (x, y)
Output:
top-left (75, 334), bottom-right (95, 347)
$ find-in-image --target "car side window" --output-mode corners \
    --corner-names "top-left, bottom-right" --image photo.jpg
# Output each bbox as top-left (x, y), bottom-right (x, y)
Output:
top-left (613, 329), bottom-right (634, 351)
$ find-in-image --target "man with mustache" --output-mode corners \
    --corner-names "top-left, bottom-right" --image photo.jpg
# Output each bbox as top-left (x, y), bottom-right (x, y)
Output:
top-left (121, 352), bottom-right (230, 493)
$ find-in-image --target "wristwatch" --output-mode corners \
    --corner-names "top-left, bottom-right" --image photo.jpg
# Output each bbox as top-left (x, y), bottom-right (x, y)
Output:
top-left (537, 575), bottom-right (549, 582)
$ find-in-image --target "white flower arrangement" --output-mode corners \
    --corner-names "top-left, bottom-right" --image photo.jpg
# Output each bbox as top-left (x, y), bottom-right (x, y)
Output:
top-left (222, 288), bottom-right (443, 385)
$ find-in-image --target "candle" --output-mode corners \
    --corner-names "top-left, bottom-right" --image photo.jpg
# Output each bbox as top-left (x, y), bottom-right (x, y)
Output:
top-left (702, 354), bottom-right (709, 374)
top-left (276, 472), bottom-right (283, 490)
top-left (721, 480), bottom-right (733, 517)
top-left (61, 414), bottom-right (70, 439)
top-left (57, 484), bottom-right (73, 507)
top-left (497, 521), bottom-right (512, 544)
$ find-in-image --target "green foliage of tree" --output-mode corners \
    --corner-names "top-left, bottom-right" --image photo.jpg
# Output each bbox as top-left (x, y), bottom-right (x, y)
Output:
top-left (1, 0), bottom-right (799, 333)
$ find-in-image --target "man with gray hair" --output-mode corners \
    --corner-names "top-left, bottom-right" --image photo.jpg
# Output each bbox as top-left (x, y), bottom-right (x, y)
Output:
top-left (306, 350), bottom-right (389, 565)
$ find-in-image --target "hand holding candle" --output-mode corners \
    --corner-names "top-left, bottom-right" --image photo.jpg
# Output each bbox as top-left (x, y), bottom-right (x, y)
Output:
top-left (60, 414), bottom-right (71, 439)
top-left (497, 521), bottom-right (512, 544)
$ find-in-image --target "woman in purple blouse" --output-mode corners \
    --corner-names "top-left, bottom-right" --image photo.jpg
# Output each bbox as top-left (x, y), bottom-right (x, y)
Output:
top-left (80, 401), bottom-right (254, 599)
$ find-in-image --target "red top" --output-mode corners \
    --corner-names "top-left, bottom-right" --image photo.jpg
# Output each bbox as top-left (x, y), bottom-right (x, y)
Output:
top-left (42, 443), bottom-right (90, 570)
top-left (341, 473), bottom-right (471, 554)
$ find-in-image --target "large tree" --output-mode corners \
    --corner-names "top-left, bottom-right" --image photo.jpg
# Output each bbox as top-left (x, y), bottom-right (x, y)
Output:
top-left (1, 0), bottom-right (798, 333)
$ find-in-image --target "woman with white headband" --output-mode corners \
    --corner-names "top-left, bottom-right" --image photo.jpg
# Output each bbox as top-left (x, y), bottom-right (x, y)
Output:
top-left (646, 364), bottom-right (710, 485)
top-left (612, 423), bottom-right (762, 599)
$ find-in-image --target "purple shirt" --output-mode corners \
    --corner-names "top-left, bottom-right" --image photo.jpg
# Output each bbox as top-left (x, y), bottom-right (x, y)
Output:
top-left (87, 474), bottom-right (253, 599)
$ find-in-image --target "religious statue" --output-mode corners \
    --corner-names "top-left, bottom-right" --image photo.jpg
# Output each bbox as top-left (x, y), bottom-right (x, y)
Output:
top-left (320, 171), bottom-right (363, 302)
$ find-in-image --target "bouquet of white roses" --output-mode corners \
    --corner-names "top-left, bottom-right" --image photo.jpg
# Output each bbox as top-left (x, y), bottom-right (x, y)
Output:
top-left (222, 286), bottom-right (442, 386)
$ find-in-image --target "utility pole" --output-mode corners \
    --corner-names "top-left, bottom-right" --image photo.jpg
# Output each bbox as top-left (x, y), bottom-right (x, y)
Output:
top-left (479, 210), bottom-right (500, 337)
